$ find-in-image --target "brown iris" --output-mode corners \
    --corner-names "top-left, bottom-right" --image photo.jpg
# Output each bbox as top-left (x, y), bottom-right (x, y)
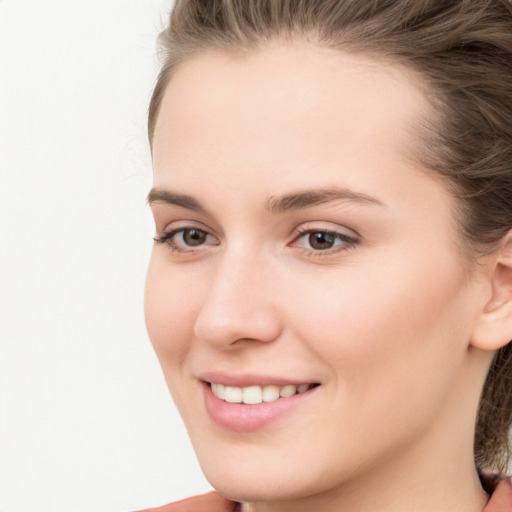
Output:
top-left (309, 232), bottom-right (336, 250)
top-left (183, 229), bottom-right (207, 246)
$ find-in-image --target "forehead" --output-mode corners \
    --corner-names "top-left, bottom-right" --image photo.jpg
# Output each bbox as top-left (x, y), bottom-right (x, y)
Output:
top-left (152, 43), bottom-right (433, 199)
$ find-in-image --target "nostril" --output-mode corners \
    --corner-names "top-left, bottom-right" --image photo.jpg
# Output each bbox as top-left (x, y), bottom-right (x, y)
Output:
top-left (194, 308), bottom-right (282, 348)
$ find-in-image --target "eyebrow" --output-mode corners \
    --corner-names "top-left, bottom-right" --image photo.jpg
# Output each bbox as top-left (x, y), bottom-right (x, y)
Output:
top-left (147, 188), bottom-right (209, 215)
top-left (147, 186), bottom-right (384, 214)
top-left (266, 186), bottom-right (384, 213)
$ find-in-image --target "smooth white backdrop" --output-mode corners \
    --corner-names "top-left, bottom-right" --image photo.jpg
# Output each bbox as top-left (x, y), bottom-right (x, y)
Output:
top-left (0, 1), bottom-right (211, 510)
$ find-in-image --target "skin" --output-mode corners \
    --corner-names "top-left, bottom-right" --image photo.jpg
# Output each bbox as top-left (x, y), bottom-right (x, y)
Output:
top-left (145, 43), bottom-right (498, 512)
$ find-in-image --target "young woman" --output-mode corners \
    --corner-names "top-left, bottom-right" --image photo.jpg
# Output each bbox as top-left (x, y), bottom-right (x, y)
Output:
top-left (140, 1), bottom-right (512, 510)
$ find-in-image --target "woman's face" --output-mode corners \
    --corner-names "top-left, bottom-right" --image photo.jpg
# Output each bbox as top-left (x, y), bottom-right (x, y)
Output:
top-left (146, 44), bottom-right (488, 505)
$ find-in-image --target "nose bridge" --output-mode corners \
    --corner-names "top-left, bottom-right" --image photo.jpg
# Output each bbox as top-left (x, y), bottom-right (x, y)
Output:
top-left (193, 244), bottom-right (281, 347)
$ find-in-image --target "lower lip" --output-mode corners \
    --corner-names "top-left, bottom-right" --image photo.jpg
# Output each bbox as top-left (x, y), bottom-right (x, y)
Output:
top-left (203, 382), bottom-right (318, 432)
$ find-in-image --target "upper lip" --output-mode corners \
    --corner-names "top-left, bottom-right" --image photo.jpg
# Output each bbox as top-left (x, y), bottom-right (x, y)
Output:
top-left (198, 371), bottom-right (320, 388)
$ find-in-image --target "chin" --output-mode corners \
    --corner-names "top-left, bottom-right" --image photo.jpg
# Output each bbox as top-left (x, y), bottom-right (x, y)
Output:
top-left (203, 467), bottom-right (315, 504)
top-left (194, 439), bottom-right (352, 504)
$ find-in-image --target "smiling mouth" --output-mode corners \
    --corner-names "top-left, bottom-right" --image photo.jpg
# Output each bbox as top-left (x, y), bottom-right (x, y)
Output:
top-left (208, 382), bottom-right (320, 404)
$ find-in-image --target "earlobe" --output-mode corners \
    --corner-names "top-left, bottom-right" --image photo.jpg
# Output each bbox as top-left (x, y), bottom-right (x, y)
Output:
top-left (471, 233), bottom-right (512, 351)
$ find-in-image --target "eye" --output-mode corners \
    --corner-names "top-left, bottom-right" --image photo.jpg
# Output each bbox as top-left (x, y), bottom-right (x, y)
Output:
top-left (305, 231), bottom-right (337, 250)
top-left (292, 228), bottom-right (358, 254)
top-left (178, 228), bottom-right (208, 246)
top-left (154, 227), bottom-right (218, 252)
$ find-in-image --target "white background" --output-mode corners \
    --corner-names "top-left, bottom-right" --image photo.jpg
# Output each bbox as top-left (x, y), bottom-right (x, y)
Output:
top-left (0, 1), bottom-right (212, 510)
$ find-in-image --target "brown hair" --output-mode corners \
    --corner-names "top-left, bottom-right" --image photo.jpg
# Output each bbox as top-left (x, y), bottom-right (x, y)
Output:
top-left (148, 0), bottom-right (512, 474)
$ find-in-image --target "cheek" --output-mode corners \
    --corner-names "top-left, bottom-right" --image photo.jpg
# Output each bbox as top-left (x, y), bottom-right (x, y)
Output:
top-left (144, 256), bottom-right (200, 368)
top-left (287, 254), bottom-right (470, 416)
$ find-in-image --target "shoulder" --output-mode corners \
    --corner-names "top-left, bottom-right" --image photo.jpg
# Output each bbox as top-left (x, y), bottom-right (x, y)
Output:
top-left (134, 491), bottom-right (240, 512)
top-left (483, 477), bottom-right (512, 512)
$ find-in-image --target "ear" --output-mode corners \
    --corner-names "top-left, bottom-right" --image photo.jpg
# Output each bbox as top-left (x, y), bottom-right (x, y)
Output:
top-left (471, 232), bottom-right (512, 351)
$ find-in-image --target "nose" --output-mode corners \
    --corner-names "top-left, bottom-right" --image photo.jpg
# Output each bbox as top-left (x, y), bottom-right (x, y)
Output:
top-left (193, 250), bottom-right (282, 349)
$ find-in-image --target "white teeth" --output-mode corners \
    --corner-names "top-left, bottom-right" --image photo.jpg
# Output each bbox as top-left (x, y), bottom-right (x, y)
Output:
top-left (211, 382), bottom-right (314, 403)
top-left (262, 385), bottom-right (280, 402)
top-left (211, 382), bottom-right (226, 399)
top-left (224, 386), bottom-right (243, 403)
top-left (216, 383), bottom-right (226, 400)
top-left (297, 384), bottom-right (309, 394)
top-left (242, 386), bottom-right (263, 404)
top-left (279, 384), bottom-right (297, 398)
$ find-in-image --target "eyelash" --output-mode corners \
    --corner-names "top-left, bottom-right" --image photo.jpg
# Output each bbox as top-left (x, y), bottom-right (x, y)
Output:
top-left (153, 228), bottom-right (216, 254)
top-left (291, 226), bottom-right (359, 256)
top-left (154, 226), bottom-right (359, 256)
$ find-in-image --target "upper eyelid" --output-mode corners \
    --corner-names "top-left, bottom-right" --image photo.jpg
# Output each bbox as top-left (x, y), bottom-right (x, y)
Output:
top-left (155, 223), bottom-right (359, 248)
top-left (294, 226), bottom-right (353, 236)
top-left (293, 222), bottom-right (360, 240)
top-left (291, 228), bottom-right (358, 246)
top-left (158, 220), bottom-right (217, 237)
top-left (158, 226), bottom-right (217, 241)
top-left (150, 204), bottom-right (221, 234)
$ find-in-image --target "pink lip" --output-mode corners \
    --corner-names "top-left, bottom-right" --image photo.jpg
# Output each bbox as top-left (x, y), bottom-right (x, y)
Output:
top-left (199, 371), bottom-right (317, 388)
top-left (201, 380), bottom-right (320, 432)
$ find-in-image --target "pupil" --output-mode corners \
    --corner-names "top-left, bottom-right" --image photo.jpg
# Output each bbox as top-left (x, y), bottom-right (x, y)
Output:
top-left (184, 229), bottom-right (206, 246)
top-left (309, 232), bottom-right (335, 250)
